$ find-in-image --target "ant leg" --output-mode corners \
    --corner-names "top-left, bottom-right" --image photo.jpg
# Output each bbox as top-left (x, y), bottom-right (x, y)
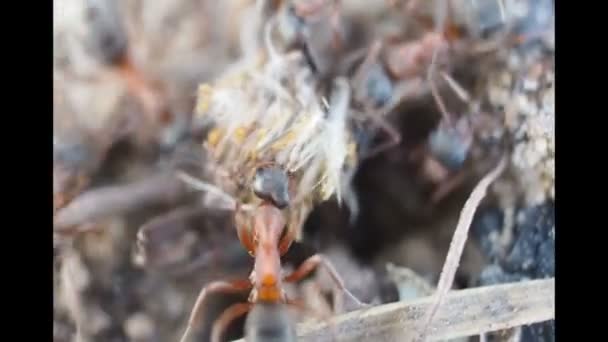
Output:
top-left (433, 0), bottom-right (450, 34)
top-left (235, 209), bottom-right (256, 255)
top-left (278, 212), bottom-right (300, 255)
top-left (359, 76), bottom-right (432, 160)
top-left (176, 171), bottom-right (239, 211)
top-left (294, 0), bottom-right (329, 16)
top-left (405, 0), bottom-right (420, 12)
top-left (352, 39), bottom-right (383, 90)
top-left (329, 0), bottom-right (344, 49)
top-left (365, 70), bottom-right (446, 160)
top-left (179, 280), bottom-right (252, 342)
top-left (283, 254), bottom-right (368, 311)
top-left (430, 168), bottom-right (468, 204)
top-left (116, 56), bottom-right (163, 119)
top-left (293, 0), bottom-right (344, 49)
top-left (135, 206), bottom-right (205, 268)
top-left (210, 302), bottom-right (253, 342)
top-left (286, 296), bottom-right (339, 340)
top-left (360, 114), bottom-right (402, 160)
top-left (285, 297), bottom-right (331, 319)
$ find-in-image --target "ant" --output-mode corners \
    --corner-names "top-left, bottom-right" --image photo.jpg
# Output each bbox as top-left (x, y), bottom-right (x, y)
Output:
top-left (179, 164), bottom-right (366, 342)
top-left (275, 0), bottom-right (344, 48)
top-left (347, 42), bottom-right (476, 205)
top-left (419, 67), bottom-right (475, 204)
top-left (345, 0), bottom-right (462, 160)
top-left (273, 0), bottom-right (346, 79)
top-left (79, 0), bottom-right (171, 140)
top-left (349, 0), bottom-right (529, 162)
top-left (347, 1), bottom-right (501, 188)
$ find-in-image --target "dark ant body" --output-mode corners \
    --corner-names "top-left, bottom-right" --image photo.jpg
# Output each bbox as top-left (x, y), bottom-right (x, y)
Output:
top-left (244, 302), bottom-right (297, 342)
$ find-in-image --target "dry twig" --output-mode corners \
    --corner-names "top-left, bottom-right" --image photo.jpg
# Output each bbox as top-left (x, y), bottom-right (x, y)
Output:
top-left (54, 173), bottom-right (187, 232)
top-left (232, 278), bottom-right (554, 342)
top-left (418, 154), bottom-right (508, 341)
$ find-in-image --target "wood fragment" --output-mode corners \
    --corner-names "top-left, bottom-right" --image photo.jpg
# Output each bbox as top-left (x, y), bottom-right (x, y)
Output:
top-left (54, 173), bottom-right (187, 232)
top-left (232, 278), bottom-right (554, 342)
top-left (176, 171), bottom-right (239, 211)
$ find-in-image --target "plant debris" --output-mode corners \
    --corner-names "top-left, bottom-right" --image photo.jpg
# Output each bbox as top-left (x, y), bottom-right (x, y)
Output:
top-left (234, 278), bottom-right (555, 342)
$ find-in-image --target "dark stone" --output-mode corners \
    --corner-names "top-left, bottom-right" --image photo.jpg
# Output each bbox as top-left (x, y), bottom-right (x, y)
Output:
top-left (503, 203), bottom-right (555, 278)
top-left (473, 201), bottom-right (555, 342)
top-left (471, 206), bottom-right (505, 261)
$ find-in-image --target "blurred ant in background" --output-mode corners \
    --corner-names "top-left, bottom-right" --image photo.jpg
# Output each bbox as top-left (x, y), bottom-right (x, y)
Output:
top-left (79, 0), bottom-right (172, 141)
top-left (346, 0), bottom-right (545, 203)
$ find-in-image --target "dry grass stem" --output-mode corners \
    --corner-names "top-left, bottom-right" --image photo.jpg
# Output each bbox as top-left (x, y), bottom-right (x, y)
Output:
top-left (54, 173), bottom-right (186, 232)
top-left (232, 278), bottom-right (554, 342)
top-left (417, 154), bottom-right (508, 341)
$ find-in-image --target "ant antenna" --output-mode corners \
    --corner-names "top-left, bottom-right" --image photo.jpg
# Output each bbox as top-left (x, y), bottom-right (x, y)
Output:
top-left (176, 171), bottom-right (254, 212)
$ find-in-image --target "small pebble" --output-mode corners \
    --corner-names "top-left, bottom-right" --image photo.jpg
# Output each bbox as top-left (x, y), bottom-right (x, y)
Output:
top-left (125, 312), bottom-right (155, 341)
top-left (164, 286), bottom-right (186, 319)
top-left (534, 138), bottom-right (547, 157)
top-left (88, 306), bottom-right (111, 334)
top-left (63, 254), bottom-right (90, 291)
top-left (515, 94), bottom-right (537, 117)
top-left (499, 71), bottom-right (512, 87)
top-left (522, 78), bottom-right (538, 92)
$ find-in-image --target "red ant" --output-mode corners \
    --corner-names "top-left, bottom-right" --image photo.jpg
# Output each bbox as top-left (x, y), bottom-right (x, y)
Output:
top-left (347, 2), bottom-right (481, 200)
top-left (179, 164), bottom-right (366, 342)
top-left (345, 0), bottom-right (462, 160)
top-left (349, 0), bottom-right (531, 163)
top-left (80, 0), bottom-right (171, 142)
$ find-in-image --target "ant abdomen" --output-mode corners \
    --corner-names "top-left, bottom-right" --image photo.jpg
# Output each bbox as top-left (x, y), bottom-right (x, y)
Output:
top-left (428, 127), bottom-right (470, 171)
top-left (244, 303), bottom-right (297, 342)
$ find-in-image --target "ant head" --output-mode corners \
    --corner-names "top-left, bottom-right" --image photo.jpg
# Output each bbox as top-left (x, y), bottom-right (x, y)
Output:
top-left (244, 303), bottom-right (297, 342)
top-left (252, 164), bottom-right (291, 209)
